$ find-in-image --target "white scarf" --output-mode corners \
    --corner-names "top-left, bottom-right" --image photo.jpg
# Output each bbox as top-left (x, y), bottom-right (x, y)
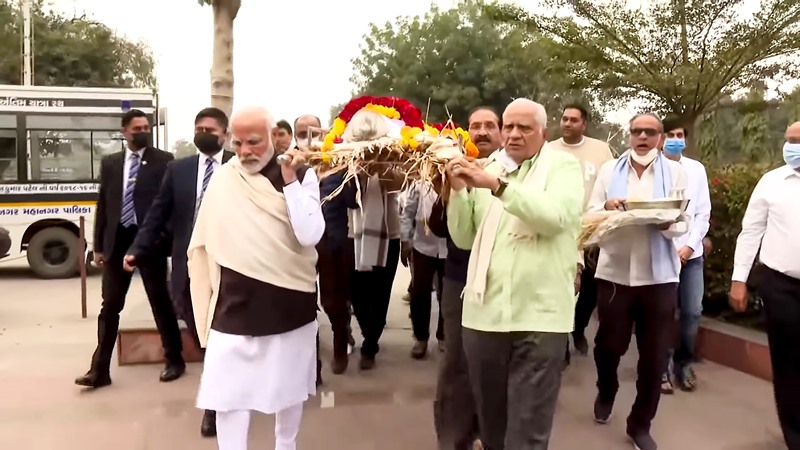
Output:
top-left (464, 147), bottom-right (554, 304)
top-left (187, 157), bottom-right (318, 346)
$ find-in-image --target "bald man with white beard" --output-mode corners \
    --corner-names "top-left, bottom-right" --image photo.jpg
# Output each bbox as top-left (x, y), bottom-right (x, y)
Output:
top-left (188, 106), bottom-right (325, 450)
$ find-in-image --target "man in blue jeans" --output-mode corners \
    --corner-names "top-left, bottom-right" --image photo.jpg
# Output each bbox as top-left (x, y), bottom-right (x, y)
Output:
top-left (659, 116), bottom-right (712, 393)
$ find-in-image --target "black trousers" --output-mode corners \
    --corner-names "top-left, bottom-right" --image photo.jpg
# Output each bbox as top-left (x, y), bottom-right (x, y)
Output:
top-left (759, 266), bottom-right (800, 450)
top-left (317, 237), bottom-right (354, 359)
top-left (90, 225), bottom-right (184, 373)
top-left (409, 249), bottom-right (445, 342)
top-left (351, 238), bottom-right (400, 357)
top-left (574, 249), bottom-right (599, 337)
top-left (593, 280), bottom-right (677, 433)
top-left (434, 278), bottom-right (479, 450)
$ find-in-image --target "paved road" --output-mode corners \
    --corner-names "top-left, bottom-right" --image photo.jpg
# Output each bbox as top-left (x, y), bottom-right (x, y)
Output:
top-left (0, 265), bottom-right (787, 449)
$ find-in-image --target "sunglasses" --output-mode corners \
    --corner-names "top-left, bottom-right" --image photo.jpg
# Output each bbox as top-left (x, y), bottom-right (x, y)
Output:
top-left (630, 128), bottom-right (659, 137)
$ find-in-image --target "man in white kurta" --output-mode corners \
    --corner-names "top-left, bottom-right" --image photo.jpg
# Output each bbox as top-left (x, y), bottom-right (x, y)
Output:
top-left (188, 106), bottom-right (325, 450)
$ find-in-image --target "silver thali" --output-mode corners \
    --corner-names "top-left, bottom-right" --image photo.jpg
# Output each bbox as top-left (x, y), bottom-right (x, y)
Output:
top-left (623, 198), bottom-right (687, 211)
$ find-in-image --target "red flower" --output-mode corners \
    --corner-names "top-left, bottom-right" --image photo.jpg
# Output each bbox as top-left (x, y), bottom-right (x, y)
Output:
top-left (335, 95), bottom-right (424, 128)
top-left (712, 177), bottom-right (720, 186)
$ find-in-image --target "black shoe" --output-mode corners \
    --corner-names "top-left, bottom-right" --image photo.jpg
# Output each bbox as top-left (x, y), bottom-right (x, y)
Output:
top-left (359, 354), bottom-right (376, 371)
top-left (410, 341), bottom-right (428, 359)
top-left (159, 363), bottom-right (185, 382)
top-left (674, 365), bottom-right (697, 392)
top-left (331, 355), bottom-right (348, 375)
top-left (200, 410), bottom-right (216, 438)
top-left (593, 395), bottom-right (613, 424)
top-left (74, 371), bottom-right (112, 389)
top-left (572, 333), bottom-right (589, 356)
top-left (628, 429), bottom-right (657, 450)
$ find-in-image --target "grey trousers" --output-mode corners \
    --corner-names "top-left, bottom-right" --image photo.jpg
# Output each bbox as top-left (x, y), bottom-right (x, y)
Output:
top-left (434, 279), bottom-right (479, 450)
top-left (463, 328), bottom-right (567, 450)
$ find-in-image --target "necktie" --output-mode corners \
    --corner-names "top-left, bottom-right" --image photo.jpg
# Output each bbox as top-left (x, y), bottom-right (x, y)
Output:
top-left (201, 157), bottom-right (215, 196)
top-left (120, 153), bottom-right (140, 227)
top-left (195, 158), bottom-right (215, 220)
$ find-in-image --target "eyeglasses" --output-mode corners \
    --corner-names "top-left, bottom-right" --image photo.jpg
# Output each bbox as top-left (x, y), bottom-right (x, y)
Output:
top-left (630, 128), bottom-right (659, 137)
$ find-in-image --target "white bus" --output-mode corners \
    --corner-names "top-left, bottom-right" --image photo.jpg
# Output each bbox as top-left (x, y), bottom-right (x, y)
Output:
top-left (0, 85), bottom-right (162, 278)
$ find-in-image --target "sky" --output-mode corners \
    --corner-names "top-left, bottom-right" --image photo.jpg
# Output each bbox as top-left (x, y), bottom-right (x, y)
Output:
top-left (64, 0), bottom-right (491, 147)
top-left (62, 0), bottom-right (795, 148)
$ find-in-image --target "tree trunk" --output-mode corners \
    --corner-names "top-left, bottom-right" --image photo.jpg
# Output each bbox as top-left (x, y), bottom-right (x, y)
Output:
top-left (210, 0), bottom-right (240, 117)
top-left (683, 115), bottom-right (699, 159)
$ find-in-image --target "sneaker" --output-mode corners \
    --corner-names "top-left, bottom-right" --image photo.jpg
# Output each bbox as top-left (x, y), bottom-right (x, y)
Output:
top-left (660, 373), bottom-right (674, 395)
top-left (628, 430), bottom-right (657, 450)
top-left (593, 395), bottom-right (613, 424)
top-left (572, 333), bottom-right (589, 356)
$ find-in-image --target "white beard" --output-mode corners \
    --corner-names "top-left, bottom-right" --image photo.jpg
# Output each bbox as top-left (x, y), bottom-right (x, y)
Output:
top-left (239, 147), bottom-right (274, 174)
top-left (630, 148), bottom-right (658, 166)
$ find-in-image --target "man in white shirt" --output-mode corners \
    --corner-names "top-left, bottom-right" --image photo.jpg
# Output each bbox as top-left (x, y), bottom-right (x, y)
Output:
top-left (729, 121), bottom-right (800, 450)
top-left (587, 113), bottom-right (688, 450)
top-left (658, 116), bottom-right (711, 395)
top-left (400, 179), bottom-right (448, 359)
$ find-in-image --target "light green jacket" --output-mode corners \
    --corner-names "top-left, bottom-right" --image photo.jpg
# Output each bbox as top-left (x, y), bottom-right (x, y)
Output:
top-left (447, 150), bottom-right (584, 333)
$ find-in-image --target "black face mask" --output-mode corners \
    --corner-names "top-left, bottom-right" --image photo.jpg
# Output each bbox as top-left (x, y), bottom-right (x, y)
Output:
top-left (131, 132), bottom-right (150, 150)
top-left (194, 132), bottom-right (222, 155)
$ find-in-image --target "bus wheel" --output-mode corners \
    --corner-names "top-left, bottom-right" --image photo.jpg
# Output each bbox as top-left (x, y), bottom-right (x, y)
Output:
top-left (26, 227), bottom-right (80, 279)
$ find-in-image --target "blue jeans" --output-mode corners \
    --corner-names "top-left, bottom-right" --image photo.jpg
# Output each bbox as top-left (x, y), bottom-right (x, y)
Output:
top-left (669, 256), bottom-right (704, 370)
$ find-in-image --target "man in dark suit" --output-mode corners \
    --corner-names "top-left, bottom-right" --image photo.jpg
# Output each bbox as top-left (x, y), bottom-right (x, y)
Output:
top-left (123, 107), bottom-right (233, 438)
top-left (76, 109), bottom-right (185, 389)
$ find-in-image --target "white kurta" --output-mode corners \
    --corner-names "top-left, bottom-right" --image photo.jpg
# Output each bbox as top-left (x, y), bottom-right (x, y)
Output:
top-left (197, 320), bottom-right (318, 414)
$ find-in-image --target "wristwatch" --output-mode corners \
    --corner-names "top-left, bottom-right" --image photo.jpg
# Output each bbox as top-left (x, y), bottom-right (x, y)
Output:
top-left (492, 178), bottom-right (509, 198)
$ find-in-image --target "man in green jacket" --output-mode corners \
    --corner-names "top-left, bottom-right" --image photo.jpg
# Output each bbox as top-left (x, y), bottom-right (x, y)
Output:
top-left (445, 98), bottom-right (584, 450)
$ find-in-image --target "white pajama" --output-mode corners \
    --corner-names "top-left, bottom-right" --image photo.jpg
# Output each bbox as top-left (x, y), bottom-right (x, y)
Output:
top-left (196, 320), bottom-right (318, 449)
top-left (216, 403), bottom-right (304, 450)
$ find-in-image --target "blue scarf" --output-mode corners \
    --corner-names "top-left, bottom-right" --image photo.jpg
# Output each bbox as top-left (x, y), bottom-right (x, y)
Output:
top-left (607, 151), bottom-right (677, 283)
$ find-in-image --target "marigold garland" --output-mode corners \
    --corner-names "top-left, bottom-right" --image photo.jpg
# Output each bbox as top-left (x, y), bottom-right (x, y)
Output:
top-left (322, 95), bottom-right (478, 158)
top-left (322, 96), bottom-right (424, 151)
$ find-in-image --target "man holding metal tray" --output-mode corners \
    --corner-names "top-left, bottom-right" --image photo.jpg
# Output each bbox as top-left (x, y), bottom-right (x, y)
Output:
top-left (585, 113), bottom-right (689, 450)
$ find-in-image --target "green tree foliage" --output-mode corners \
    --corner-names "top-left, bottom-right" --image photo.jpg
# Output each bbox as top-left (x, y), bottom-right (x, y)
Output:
top-left (784, 86), bottom-right (800, 123)
top-left (697, 112), bottom-right (719, 163)
top-left (172, 139), bottom-right (197, 159)
top-left (485, 0), bottom-right (800, 154)
top-left (0, 0), bottom-right (156, 88)
top-left (350, 0), bottom-right (589, 126)
top-left (739, 88), bottom-right (771, 162)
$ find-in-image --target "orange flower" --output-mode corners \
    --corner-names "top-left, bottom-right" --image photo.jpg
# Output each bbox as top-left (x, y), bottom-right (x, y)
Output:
top-left (465, 142), bottom-right (479, 158)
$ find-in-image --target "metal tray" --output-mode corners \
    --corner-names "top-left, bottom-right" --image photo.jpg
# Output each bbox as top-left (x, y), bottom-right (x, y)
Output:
top-left (624, 198), bottom-right (684, 210)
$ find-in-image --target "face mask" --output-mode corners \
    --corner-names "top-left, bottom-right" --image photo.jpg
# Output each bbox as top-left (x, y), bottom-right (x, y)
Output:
top-left (784, 142), bottom-right (800, 169)
top-left (630, 148), bottom-right (658, 166)
top-left (194, 132), bottom-right (222, 155)
top-left (131, 132), bottom-right (150, 150)
top-left (663, 138), bottom-right (685, 155)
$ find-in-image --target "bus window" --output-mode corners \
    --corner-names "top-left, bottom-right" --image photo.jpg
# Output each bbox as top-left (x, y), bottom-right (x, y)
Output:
top-left (0, 114), bottom-right (17, 182)
top-left (92, 131), bottom-right (125, 179)
top-left (27, 115), bottom-right (122, 130)
top-left (29, 130), bottom-right (93, 181)
top-left (0, 129), bottom-right (16, 182)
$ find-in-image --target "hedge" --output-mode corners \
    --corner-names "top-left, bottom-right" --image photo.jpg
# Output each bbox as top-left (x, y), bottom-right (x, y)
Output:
top-left (703, 161), bottom-right (781, 330)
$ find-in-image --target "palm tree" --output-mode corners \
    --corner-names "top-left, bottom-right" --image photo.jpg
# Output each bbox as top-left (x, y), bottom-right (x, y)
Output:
top-left (197, 0), bottom-right (241, 116)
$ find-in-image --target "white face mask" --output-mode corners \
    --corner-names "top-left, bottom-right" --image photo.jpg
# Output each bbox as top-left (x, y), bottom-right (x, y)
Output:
top-left (630, 148), bottom-right (658, 166)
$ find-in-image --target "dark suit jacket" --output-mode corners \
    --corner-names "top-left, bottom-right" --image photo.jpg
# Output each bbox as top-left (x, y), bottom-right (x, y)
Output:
top-left (130, 151), bottom-right (234, 299)
top-left (94, 147), bottom-right (173, 257)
